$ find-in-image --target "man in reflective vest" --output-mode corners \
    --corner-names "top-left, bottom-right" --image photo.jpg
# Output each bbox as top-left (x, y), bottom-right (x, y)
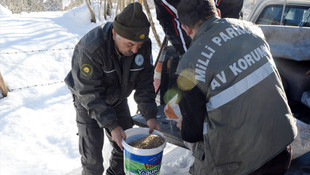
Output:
top-left (166, 0), bottom-right (298, 174)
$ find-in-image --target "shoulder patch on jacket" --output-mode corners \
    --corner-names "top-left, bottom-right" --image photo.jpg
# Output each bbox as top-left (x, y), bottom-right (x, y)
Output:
top-left (80, 64), bottom-right (93, 77)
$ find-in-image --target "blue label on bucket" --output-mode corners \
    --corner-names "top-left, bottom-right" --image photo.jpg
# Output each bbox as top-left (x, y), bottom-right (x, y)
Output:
top-left (124, 149), bottom-right (163, 175)
top-left (124, 150), bottom-right (163, 164)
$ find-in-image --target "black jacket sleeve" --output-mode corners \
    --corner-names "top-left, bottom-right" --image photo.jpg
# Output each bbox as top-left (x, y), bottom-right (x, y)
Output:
top-left (178, 85), bottom-right (206, 142)
top-left (64, 27), bottom-right (119, 130)
top-left (134, 41), bottom-right (158, 121)
top-left (154, 0), bottom-right (191, 55)
top-left (73, 47), bottom-right (118, 129)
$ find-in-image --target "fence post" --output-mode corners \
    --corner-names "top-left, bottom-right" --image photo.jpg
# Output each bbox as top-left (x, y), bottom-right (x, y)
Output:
top-left (0, 72), bottom-right (9, 98)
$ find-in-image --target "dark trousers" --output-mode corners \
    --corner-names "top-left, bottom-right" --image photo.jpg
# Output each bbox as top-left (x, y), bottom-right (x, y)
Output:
top-left (74, 97), bottom-right (133, 175)
top-left (249, 145), bottom-right (292, 175)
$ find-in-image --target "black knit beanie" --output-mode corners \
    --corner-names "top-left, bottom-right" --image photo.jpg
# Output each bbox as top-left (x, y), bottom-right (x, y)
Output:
top-left (113, 2), bottom-right (150, 42)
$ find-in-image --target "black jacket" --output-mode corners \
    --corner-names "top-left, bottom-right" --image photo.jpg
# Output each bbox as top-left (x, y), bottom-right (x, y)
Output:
top-left (216, 0), bottom-right (244, 18)
top-left (65, 22), bottom-right (158, 130)
top-left (154, 0), bottom-right (191, 55)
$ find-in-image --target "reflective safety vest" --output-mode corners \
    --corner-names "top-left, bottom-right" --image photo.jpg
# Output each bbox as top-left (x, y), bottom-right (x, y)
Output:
top-left (176, 17), bottom-right (297, 175)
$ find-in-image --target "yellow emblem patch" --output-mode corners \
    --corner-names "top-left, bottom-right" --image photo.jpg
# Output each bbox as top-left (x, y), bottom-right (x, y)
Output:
top-left (139, 34), bottom-right (145, 39)
top-left (81, 64), bottom-right (93, 77)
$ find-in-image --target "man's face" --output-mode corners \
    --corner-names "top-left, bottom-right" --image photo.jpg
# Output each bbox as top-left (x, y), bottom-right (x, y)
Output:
top-left (112, 29), bottom-right (144, 57)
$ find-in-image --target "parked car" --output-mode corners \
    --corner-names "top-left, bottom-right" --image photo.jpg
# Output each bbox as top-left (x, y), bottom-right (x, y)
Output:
top-left (248, 1), bottom-right (310, 173)
top-left (248, 0), bottom-right (310, 27)
top-left (247, 0), bottom-right (310, 123)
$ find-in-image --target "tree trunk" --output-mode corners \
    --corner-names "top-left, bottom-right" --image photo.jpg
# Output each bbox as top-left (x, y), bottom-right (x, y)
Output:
top-left (103, 0), bottom-right (107, 19)
top-left (116, 0), bottom-right (121, 14)
top-left (85, 0), bottom-right (96, 22)
top-left (107, 0), bottom-right (112, 16)
top-left (122, 0), bottom-right (125, 11)
top-left (142, 0), bottom-right (161, 48)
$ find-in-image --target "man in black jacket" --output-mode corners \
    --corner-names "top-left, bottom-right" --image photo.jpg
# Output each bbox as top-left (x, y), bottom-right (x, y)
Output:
top-left (154, 0), bottom-right (191, 55)
top-left (154, 0), bottom-right (244, 55)
top-left (215, 0), bottom-right (244, 18)
top-left (153, 0), bottom-right (244, 106)
top-left (64, 3), bottom-right (160, 175)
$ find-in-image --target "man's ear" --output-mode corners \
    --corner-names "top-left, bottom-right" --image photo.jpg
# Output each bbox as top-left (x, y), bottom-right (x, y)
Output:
top-left (181, 24), bottom-right (192, 37)
top-left (112, 29), bottom-right (116, 40)
top-left (216, 8), bottom-right (221, 18)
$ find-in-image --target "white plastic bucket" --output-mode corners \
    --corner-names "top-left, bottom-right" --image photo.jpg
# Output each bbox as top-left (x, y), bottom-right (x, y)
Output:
top-left (122, 128), bottom-right (166, 175)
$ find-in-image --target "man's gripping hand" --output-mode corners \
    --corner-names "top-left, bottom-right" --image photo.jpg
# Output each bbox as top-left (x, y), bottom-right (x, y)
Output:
top-left (147, 118), bottom-right (161, 134)
top-left (111, 126), bottom-right (126, 150)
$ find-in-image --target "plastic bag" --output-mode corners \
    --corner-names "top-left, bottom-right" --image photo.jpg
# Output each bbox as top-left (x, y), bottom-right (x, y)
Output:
top-left (292, 119), bottom-right (310, 159)
top-left (164, 94), bottom-right (182, 122)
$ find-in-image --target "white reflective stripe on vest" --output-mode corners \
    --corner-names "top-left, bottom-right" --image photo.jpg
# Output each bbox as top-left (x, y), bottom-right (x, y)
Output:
top-left (130, 68), bottom-right (144, 71)
top-left (206, 62), bottom-right (274, 111)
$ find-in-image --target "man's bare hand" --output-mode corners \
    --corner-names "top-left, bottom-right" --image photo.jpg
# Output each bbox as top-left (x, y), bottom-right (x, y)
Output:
top-left (147, 118), bottom-right (161, 134)
top-left (111, 126), bottom-right (126, 150)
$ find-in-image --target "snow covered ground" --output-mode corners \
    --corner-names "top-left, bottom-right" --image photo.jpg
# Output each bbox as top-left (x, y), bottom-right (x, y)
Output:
top-left (0, 1), bottom-right (259, 175)
top-left (0, 2), bottom-right (193, 174)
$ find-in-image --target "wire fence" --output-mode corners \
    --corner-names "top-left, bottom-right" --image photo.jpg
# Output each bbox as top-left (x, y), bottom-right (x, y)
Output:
top-left (0, 47), bottom-right (74, 98)
top-left (2, 80), bottom-right (65, 93)
top-left (0, 0), bottom-right (158, 98)
top-left (0, 47), bottom-right (75, 55)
